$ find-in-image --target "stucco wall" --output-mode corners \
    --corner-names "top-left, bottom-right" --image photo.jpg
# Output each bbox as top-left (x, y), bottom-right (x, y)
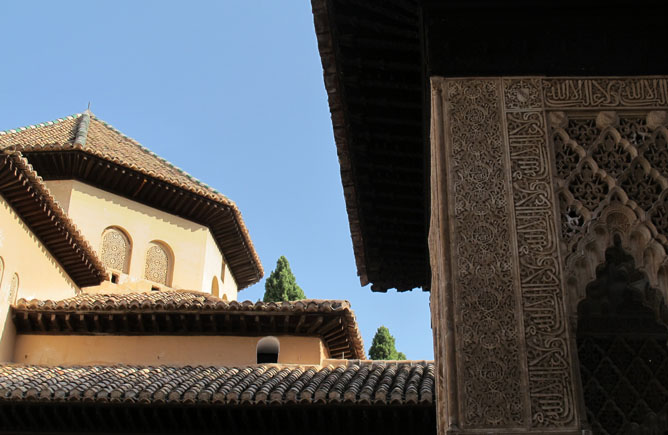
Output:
top-left (14, 335), bottom-right (327, 366)
top-left (46, 180), bottom-right (238, 299)
top-left (0, 195), bottom-right (79, 361)
top-left (202, 230), bottom-right (237, 300)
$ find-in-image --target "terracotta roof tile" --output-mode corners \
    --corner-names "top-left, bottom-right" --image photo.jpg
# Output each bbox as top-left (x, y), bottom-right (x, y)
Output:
top-left (0, 361), bottom-right (434, 406)
top-left (12, 291), bottom-right (366, 359)
top-left (15, 290), bottom-right (353, 313)
top-left (0, 113), bottom-right (263, 288)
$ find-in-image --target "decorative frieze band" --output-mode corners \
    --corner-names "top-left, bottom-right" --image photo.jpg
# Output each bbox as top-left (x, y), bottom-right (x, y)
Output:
top-left (543, 78), bottom-right (668, 109)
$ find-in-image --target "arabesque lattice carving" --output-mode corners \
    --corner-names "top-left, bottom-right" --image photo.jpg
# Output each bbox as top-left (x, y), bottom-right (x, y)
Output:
top-left (144, 243), bottom-right (170, 285)
top-left (546, 78), bottom-right (668, 435)
top-left (100, 227), bottom-right (131, 273)
top-left (550, 110), bottom-right (668, 314)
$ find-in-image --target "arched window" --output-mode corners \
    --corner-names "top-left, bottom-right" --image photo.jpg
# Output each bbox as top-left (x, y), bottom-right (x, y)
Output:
top-left (100, 227), bottom-right (131, 274)
top-left (9, 273), bottom-right (19, 304)
top-left (256, 336), bottom-right (280, 364)
top-left (211, 276), bottom-right (220, 297)
top-left (221, 258), bottom-right (226, 284)
top-left (144, 242), bottom-right (172, 286)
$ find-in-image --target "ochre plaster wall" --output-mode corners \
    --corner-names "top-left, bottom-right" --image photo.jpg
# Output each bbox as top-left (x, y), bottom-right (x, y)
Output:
top-left (46, 180), bottom-right (238, 299)
top-left (202, 230), bottom-right (237, 300)
top-left (0, 195), bottom-right (78, 361)
top-left (14, 335), bottom-right (327, 367)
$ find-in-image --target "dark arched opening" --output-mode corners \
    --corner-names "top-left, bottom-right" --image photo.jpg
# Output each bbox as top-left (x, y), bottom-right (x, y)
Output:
top-left (577, 235), bottom-right (668, 434)
top-left (256, 336), bottom-right (280, 364)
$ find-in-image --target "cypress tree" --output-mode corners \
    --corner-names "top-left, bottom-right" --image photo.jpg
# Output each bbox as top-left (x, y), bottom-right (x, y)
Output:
top-left (368, 326), bottom-right (406, 360)
top-left (263, 256), bottom-right (306, 302)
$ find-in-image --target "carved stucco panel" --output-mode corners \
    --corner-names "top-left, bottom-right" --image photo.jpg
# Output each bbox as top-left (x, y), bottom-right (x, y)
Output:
top-left (441, 78), bottom-right (526, 428)
top-left (547, 78), bottom-right (668, 320)
top-left (100, 228), bottom-right (130, 273)
top-left (433, 77), bottom-right (582, 432)
top-left (144, 243), bottom-right (170, 285)
top-left (503, 79), bottom-right (577, 428)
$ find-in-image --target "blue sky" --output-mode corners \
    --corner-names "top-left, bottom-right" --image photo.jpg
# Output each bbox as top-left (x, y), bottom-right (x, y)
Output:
top-left (0, 1), bottom-right (433, 360)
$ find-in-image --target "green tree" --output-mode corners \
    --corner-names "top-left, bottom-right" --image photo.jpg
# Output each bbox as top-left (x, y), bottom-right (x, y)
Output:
top-left (368, 326), bottom-right (406, 360)
top-left (263, 256), bottom-right (306, 302)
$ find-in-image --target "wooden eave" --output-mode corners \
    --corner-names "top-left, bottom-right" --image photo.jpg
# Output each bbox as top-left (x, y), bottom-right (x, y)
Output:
top-left (0, 153), bottom-right (106, 287)
top-left (312, 0), bottom-right (428, 292)
top-left (312, 0), bottom-right (668, 293)
top-left (21, 150), bottom-right (261, 289)
top-left (0, 398), bottom-right (436, 434)
top-left (11, 306), bottom-right (365, 360)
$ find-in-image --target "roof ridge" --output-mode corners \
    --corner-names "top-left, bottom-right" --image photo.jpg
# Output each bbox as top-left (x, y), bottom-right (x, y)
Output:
top-left (73, 111), bottom-right (91, 146)
top-left (89, 115), bottom-right (226, 198)
top-left (0, 113), bottom-right (82, 136)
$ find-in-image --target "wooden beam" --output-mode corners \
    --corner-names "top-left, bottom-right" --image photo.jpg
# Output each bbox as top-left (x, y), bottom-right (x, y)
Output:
top-left (307, 316), bottom-right (324, 334)
top-left (295, 315), bottom-right (306, 333)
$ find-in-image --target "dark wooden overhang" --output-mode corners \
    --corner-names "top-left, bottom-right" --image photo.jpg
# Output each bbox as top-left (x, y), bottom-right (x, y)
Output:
top-left (0, 153), bottom-right (106, 287)
top-left (313, 0), bottom-right (427, 292)
top-left (11, 301), bottom-right (365, 360)
top-left (0, 402), bottom-right (435, 434)
top-left (312, 0), bottom-right (668, 292)
top-left (22, 150), bottom-right (261, 289)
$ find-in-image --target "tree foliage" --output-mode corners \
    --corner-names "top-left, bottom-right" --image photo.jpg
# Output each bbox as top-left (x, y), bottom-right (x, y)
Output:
top-left (263, 256), bottom-right (306, 302)
top-left (368, 326), bottom-right (406, 360)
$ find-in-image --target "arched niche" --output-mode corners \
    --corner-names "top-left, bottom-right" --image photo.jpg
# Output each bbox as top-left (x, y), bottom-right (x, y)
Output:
top-left (256, 336), bottom-right (280, 364)
top-left (576, 235), bottom-right (668, 434)
top-left (564, 203), bottom-right (668, 317)
top-left (144, 241), bottom-right (173, 286)
top-left (100, 227), bottom-right (132, 274)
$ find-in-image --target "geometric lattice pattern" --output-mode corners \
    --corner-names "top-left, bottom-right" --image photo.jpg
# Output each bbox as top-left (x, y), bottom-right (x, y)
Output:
top-left (144, 243), bottom-right (170, 285)
top-left (552, 113), bottom-right (668, 254)
top-left (578, 336), bottom-right (668, 435)
top-left (100, 227), bottom-right (130, 273)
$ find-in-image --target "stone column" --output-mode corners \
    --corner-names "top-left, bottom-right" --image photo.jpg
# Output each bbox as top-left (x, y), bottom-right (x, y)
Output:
top-left (429, 77), bottom-right (586, 434)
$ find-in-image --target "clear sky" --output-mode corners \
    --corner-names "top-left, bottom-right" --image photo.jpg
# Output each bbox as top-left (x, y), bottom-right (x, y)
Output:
top-left (0, 1), bottom-right (433, 360)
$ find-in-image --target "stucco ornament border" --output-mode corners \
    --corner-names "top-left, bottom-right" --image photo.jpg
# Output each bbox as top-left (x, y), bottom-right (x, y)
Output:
top-left (503, 78), bottom-right (576, 428)
top-left (432, 77), bottom-right (584, 432)
top-left (438, 79), bottom-right (527, 429)
top-left (543, 77), bottom-right (668, 109)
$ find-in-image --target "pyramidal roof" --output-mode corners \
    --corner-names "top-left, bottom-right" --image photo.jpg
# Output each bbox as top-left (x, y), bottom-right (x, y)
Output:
top-left (0, 112), bottom-right (226, 200)
top-left (0, 113), bottom-right (263, 289)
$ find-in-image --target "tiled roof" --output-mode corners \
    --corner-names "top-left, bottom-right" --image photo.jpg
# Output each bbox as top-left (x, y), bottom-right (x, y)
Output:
top-left (12, 291), bottom-right (366, 359)
top-left (0, 151), bottom-right (107, 287)
top-left (0, 113), bottom-right (263, 289)
top-left (0, 361), bottom-right (434, 405)
top-left (0, 114), bottom-right (225, 203)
